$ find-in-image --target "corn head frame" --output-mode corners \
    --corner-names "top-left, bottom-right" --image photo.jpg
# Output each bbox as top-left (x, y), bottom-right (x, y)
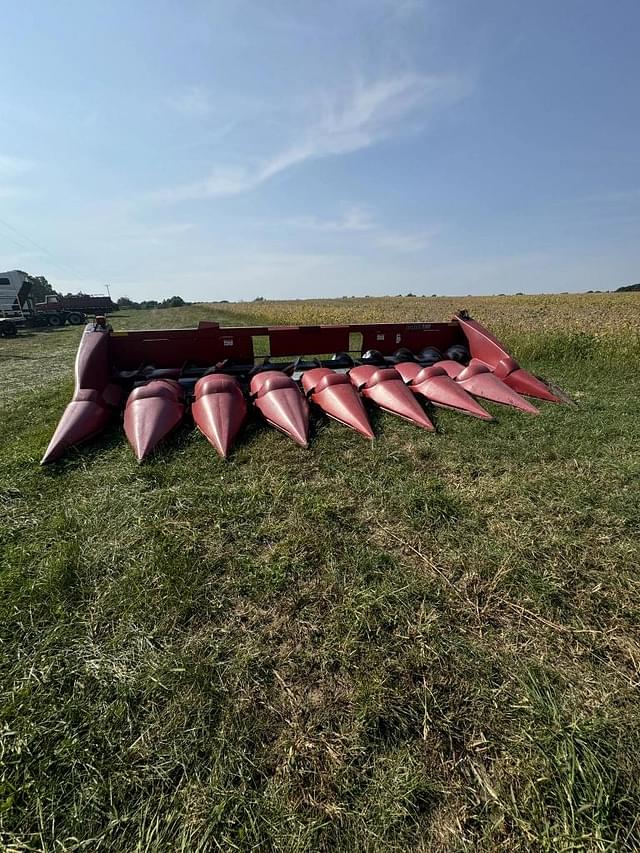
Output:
top-left (42, 311), bottom-right (561, 463)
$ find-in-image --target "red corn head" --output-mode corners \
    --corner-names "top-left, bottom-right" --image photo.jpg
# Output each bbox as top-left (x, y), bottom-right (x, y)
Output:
top-left (43, 312), bottom-right (562, 464)
top-left (301, 368), bottom-right (374, 439)
top-left (192, 373), bottom-right (247, 458)
top-left (349, 365), bottom-right (435, 431)
top-left (455, 313), bottom-right (561, 402)
top-left (439, 359), bottom-right (539, 414)
top-left (250, 371), bottom-right (310, 447)
top-left (124, 379), bottom-right (185, 461)
top-left (492, 357), bottom-right (561, 402)
top-left (41, 393), bottom-right (115, 464)
top-left (41, 326), bottom-right (122, 464)
top-left (395, 362), bottom-right (493, 420)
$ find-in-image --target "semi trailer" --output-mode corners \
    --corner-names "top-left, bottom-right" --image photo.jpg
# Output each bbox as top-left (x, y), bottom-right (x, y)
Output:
top-left (0, 270), bottom-right (113, 336)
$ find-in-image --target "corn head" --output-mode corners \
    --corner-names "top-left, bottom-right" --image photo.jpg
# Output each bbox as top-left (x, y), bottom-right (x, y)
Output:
top-left (42, 311), bottom-right (561, 463)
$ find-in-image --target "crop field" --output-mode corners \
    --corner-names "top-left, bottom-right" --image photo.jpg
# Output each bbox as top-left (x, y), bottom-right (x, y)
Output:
top-left (1, 293), bottom-right (639, 851)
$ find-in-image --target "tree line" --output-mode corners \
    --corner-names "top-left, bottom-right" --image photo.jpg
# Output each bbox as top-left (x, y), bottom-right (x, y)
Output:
top-left (23, 276), bottom-right (190, 310)
top-left (116, 296), bottom-right (189, 310)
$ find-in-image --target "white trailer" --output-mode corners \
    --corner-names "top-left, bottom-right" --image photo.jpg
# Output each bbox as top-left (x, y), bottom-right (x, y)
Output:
top-left (0, 270), bottom-right (29, 336)
top-left (0, 270), bottom-right (86, 336)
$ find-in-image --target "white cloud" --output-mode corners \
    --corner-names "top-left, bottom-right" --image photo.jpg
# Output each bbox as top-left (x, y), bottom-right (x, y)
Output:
top-left (285, 204), bottom-right (438, 252)
top-left (165, 86), bottom-right (212, 118)
top-left (286, 205), bottom-right (375, 232)
top-left (152, 72), bottom-right (470, 201)
top-left (310, 73), bottom-right (444, 152)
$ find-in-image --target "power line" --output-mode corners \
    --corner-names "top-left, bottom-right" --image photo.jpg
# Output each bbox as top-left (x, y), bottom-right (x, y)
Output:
top-left (0, 226), bottom-right (39, 257)
top-left (0, 215), bottom-right (86, 281)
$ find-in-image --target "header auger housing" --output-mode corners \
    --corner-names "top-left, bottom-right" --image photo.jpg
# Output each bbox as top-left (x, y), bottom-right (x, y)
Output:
top-left (41, 313), bottom-right (562, 464)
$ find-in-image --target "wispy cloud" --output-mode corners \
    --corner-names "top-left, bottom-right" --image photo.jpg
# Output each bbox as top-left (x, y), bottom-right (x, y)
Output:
top-left (165, 86), bottom-right (212, 118)
top-left (286, 205), bottom-right (375, 232)
top-left (152, 72), bottom-right (470, 201)
top-left (285, 203), bottom-right (439, 252)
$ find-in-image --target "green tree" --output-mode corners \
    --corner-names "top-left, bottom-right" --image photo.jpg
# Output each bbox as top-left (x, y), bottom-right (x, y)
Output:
top-left (117, 296), bottom-right (138, 308)
top-left (160, 295), bottom-right (186, 308)
top-left (29, 275), bottom-right (55, 303)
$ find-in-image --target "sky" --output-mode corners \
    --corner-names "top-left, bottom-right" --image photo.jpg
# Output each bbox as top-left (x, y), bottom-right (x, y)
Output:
top-left (0, 0), bottom-right (638, 301)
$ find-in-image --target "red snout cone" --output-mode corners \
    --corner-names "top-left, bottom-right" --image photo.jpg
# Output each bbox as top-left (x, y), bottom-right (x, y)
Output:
top-left (192, 373), bottom-right (247, 458)
top-left (301, 368), bottom-right (374, 439)
top-left (250, 371), bottom-right (310, 447)
top-left (349, 365), bottom-right (435, 431)
top-left (124, 379), bottom-right (185, 461)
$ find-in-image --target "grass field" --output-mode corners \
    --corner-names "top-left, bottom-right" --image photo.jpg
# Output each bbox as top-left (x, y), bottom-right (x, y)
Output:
top-left (1, 293), bottom-right (639, 851)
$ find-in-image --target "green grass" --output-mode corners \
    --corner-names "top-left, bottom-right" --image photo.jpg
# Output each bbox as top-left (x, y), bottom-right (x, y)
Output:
top-left (1, 299), bottom-right (639, 851)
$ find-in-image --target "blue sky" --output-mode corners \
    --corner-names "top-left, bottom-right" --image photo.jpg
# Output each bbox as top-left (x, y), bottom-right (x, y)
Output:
top-left (1, 0), bottom-right (638, 301)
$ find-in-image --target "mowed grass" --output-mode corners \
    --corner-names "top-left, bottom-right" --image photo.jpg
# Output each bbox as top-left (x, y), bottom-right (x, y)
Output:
top-left (1, 294), bottom-right (639, 851)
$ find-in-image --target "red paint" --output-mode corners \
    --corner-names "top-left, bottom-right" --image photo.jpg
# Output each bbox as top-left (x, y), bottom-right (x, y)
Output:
top-left (395, 361), bottom-right (493, 420)
top-left (43, 313), bottom-right (560, 462)
top-left (192, 373), bottom-right (247, 458)
top-left (349, 365), bottom-right (435, 431)
top-left (440, 359), bottom-right (539, 414)
top-left (124, 379), bottom-right (184, 461)
top-left (301, 368), bottom-right (374, 439)
top-left (41, 325), bottom-right (122, 463)
top-left (457, 315), bottom-right (561, 402)
top-left (494, 359), bottom-right (561, 402)
top-left (109, 320), bottom-right (465, 367)
top-left (41, 397), bottom-right (114, 464)
top-left (250, 371), bottom-right (310, 447)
